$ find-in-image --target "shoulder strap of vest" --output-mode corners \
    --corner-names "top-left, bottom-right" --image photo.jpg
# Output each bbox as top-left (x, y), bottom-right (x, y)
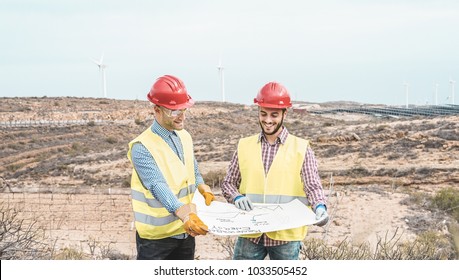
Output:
top-left (286, 134), bottom-right (310, 150)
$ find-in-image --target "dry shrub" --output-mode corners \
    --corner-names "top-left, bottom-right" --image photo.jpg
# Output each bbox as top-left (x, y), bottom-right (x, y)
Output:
top-left (396, 231), bottom-right (455, 260)
top-left (215, 236), bottom-right (236, 260)
top-left (54, 246), bottom-right (88, 260)
top-left (447, 222), bottom-right (459, 255)
top-left (387, 153), bottom-right (402, 160)
top-left (87, 237), bottom-right (131, 260)
top-left (320, 144), bottom-right (342, 158)
top-left (423, 139), bottom-right (445, 149)
top-left (54, 240), bottom-right (131, 260)
top-left (401, 191), bottom-right (430, 206)
top-left (394, 167), bottom-right (415, 177)
top-left (415, 167), bottom-right (434, 177)
top-left (134, 118), bottom-right (144, 125)
top-left (434, 129), bottom-right (459, 141)
top-left (301, 237), bottom-right (371, 260)
top-left (301, 229), bottom-right (456, 260)
top-left (105, 136), bottom-right (117, 144)
top-left (0, 202), bottom-right (54, 260)
top-left (0, 202), bottom-right (132, 260)
top-left (347, 166), bottom-right (371, 177)
top-left (216, 229), bottom-right (455, 260)
top-left (122, 177), bottom-right (131, 188)
top-left (102, 249), bottom-right (131, 260)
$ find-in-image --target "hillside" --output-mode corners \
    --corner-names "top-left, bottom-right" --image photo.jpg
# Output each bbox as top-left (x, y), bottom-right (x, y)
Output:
top-left (1, 97), bottom-right (458, 192)
top-left (1, 97), bottom-right (458, 259)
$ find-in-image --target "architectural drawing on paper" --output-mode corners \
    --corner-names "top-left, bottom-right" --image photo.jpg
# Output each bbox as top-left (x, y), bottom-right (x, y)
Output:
top-left (193, 192), bottom-right (319, 236)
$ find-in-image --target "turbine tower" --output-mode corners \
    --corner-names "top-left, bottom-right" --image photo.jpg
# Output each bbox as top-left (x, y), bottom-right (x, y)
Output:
top-left (92, 53), bottom-right (107, 98)
top-left (434, 83), bottom-right (438, 105)
top-left (217, 58), bottom-right (225, 102)
top-left (449, 78), bottom-right (456, 104)
top-left (403, 81), bottom-right (409, 108)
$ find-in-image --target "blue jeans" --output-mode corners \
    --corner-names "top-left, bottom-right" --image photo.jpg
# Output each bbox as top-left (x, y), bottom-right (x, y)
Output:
top-left (136, 231), bottom-right (195, 260)
top-left (233, 237), bottom-right (301, 260)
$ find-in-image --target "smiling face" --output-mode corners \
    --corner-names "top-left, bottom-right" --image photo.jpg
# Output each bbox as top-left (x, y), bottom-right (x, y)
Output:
top-left (258, 106), bottom-right (286, 140)
top-left (154, 106), bottom-right (186, 131)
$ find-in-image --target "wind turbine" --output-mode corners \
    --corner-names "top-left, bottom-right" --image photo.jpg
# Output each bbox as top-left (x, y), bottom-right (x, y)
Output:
top-left (434, 82), bottom-right (438, 105)
top-left (217, 58), bottom-right (225, 102)
top-left (449, 78), bottom-right (455, 104)
top-left (403, 81), bottom-right (409, 108)
top-left (92, 53), bottom-right (107, 98)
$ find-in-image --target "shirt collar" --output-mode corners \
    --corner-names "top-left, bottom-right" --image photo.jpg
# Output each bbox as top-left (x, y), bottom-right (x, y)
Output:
top-left (151, 120), bottom-right (177, 140)
top-left (258, 126), bottom-right (289, 144)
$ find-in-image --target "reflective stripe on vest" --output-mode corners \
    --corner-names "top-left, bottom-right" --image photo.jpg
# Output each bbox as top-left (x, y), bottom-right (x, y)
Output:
top-left (131, 185), bottom-right (197, 209)
top-left (245, 193), bottom-right (309, 205)
top-left (238, 133), bottom-right (310, 241)
top-left (127, 128), bottom-right (196, 240)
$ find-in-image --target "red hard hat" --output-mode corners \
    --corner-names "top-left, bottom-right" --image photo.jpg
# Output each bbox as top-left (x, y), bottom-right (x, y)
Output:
top-left (254, 82), bottom-right (292, 108)
top-left (147, 75), bottom-right (195, 109)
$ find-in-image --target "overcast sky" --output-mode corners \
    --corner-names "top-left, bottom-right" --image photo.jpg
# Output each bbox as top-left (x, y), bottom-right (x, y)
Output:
top-left (1, 0), bottom-right (459, 106)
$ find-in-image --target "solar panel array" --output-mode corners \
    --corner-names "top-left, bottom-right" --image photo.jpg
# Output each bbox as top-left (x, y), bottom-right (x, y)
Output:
top-left (307, 104), bottom-right (459, 118)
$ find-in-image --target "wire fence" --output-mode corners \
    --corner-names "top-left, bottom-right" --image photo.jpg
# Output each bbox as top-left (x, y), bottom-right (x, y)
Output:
top-left (0, 191), bottom-right (136, 258)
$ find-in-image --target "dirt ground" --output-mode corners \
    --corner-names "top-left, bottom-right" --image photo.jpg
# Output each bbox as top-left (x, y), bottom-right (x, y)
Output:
top-left (194, 184), bottom-right (435, 260)
top-left (1, 97), bottom-right (458, 259)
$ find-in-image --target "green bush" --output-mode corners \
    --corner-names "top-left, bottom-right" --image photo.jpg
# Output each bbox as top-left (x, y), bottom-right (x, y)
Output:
top-left (202, 170), bottom-right (226, 189)
top-left (432, 187), bottom-right (459, 222)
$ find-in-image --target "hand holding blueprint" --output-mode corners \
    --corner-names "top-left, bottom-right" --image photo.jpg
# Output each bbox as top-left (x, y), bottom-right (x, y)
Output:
top-left (192, 192), bottom-right (325, 235)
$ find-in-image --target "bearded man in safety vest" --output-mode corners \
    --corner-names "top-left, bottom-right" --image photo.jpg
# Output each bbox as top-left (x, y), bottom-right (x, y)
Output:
top-left (127, 75), bottom-right (215, 260)
top-left (221, 81), bottom-right (329, 260)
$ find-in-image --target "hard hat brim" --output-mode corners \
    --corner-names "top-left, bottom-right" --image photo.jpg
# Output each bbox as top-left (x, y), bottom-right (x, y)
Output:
top-left (255, 102), bottom-right (292, 109)
top-left (161, 99), bottom-right (195, 110)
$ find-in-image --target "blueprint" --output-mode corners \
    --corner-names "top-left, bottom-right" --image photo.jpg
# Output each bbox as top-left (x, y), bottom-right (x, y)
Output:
top-left (192, 192), bottom-right (323, 235)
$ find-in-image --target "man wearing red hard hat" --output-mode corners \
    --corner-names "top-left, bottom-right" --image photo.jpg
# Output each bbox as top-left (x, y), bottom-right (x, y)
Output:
top-left (221, 81), bottom-right (329, 260)
top-left (127, 75), bottom-right (215, 260)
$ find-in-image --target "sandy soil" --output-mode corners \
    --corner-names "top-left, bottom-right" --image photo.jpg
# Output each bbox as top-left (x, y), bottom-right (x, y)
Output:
top-left (1, 97), bottom-right (458, 259)
top-left (194, 185), bottom-right (435, 260)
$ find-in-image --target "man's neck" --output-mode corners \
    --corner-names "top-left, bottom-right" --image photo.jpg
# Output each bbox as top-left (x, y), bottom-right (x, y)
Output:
top-left (264, 127), bottom-right (283, 144)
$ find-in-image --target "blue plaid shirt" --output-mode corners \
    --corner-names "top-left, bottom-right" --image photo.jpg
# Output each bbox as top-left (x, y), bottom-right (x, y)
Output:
top-left (131, 120), bottom-right (204, 238)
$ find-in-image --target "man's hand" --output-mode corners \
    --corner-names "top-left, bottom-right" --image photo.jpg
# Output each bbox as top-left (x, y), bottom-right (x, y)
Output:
top-left (314, 204), bottom-right (329, 227)
top-left (198, 184), bottom-right (215, 206)
top-left (234, 195), bottom-right (254, 211)
top-left (175, 203), bottom-right (208, 236)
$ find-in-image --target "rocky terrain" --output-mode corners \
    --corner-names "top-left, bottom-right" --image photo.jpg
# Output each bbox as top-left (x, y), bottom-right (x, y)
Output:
top-left (1, 96), bottom-right (458, 259)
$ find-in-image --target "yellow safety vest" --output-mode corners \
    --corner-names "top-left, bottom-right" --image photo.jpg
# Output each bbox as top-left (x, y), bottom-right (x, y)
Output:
top-left (127, 128), bottom-right (196, 240)
top-left (238, 134), bottom-right (310, 241)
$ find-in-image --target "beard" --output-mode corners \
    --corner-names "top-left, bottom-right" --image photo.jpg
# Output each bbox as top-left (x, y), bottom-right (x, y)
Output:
top-left (259, 116), bottom-right (284, 136)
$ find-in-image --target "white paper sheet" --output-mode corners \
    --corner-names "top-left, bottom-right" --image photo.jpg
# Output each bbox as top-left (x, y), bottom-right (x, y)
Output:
top-left (193, 192), bottom-right (323, 235)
